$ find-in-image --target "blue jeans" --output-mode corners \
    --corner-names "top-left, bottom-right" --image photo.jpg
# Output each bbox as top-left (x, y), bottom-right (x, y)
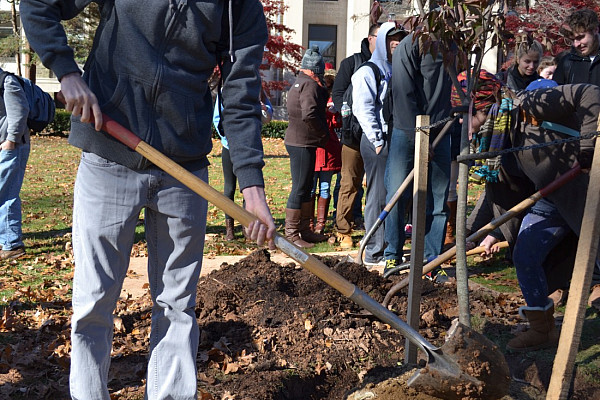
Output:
top-left (312, 170), bottom-right (336, 199)
top-left (513, 201), bottom-right (570, 308)
top-left (0, 142), bottom-right (30, 250)
top-left (70, 152), bottom-right (208, 400)
top-left (384, 127), bottom-right (450, 261)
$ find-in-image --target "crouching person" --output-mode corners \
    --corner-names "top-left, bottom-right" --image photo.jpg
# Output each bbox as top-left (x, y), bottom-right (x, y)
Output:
top-left (466, 79), bottom-right (600, 352)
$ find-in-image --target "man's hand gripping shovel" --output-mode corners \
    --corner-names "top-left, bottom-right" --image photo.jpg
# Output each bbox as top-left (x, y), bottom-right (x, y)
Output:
top-left (62, 95), bottom-right (510, 399)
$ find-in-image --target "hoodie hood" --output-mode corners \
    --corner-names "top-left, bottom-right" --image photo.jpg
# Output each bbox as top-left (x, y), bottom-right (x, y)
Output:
top-left (369, 22), bottom-right (395, 80)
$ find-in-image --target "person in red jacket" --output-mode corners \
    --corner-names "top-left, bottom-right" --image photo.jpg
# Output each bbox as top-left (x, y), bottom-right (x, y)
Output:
top-left (312, 67), bottom-right (342, 235)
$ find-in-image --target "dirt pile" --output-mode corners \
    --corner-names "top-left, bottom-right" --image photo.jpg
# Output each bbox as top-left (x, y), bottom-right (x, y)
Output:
top-left (0, 249), bottom-right (598, 399)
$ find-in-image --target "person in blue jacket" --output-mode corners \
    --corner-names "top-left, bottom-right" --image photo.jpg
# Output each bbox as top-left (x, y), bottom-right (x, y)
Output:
top-left (214, 87), bottom-right (273, 240)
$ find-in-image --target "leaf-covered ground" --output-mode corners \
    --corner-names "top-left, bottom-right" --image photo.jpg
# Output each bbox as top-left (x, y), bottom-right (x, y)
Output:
top-left (0, 250), bottom-right (599, 399)
top-left (1, 136), bottom-right (598, 399)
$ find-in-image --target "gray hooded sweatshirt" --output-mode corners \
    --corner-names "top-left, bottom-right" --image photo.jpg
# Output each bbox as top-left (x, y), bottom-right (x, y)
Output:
top-left (0, 72), bottom-right (30, 145)
top-left (20, 0), bottom-right (268, 190)
top-left (350, 21), bottom-right (395, 149)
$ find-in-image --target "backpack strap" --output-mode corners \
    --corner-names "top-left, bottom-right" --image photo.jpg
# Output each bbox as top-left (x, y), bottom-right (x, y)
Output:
top-left (352, 53), bottom-right (363, 74)
top-left (360, 61), bottom-right (383, 94)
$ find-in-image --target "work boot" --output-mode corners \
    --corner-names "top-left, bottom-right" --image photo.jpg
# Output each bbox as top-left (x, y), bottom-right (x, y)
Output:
top-left (300, 202), bottom-right (327, 243)
top-left (588, 284), bottom-right (600, 311)
top-left (285, 208), bottom-right (314, 248)
top-left (336, 232), bottom-right (353, 249)
top-left (506, 299), bottom-right (559, 352)
top-left (0, 247), bottom-right (26, 260)
top-left (314, 196), bottom-right (330, 235)
top-left (225, 218), bottom-right (235, 241)
top-left (444, 200), bottom-right (457, 246)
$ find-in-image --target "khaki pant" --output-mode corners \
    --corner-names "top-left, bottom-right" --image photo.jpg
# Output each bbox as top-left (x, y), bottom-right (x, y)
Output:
top-left (335, 145), bottom-right (364, 234)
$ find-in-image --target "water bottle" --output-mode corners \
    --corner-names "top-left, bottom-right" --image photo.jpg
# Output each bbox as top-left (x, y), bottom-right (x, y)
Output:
top-left (341, 101), bottom-right (351, 118)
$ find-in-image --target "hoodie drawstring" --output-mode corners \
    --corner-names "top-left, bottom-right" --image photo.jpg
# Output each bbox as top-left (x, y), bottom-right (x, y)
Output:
top-left (228, 0), bottom-right (234, 62)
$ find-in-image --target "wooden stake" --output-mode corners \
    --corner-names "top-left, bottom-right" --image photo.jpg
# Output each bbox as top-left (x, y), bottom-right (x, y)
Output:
top-left (405, 115), bottom-right (429, 364)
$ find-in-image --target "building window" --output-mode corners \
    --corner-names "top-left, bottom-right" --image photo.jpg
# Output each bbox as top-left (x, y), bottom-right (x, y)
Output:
top-left (308, 24), bottom-right (337, 68)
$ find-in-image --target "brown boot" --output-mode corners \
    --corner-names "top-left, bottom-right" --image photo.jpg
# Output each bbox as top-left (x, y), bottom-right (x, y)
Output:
top-left (314, 196), bottom-right (330, 234)
top-left (506, 299), bottom-right (559, 352)
top-left (309, 195), bottom-right (316, 232)
top-left (285, 208), bottom-right (314, 248)
top-left (300, 202), bottom-right (327, 243)
top-left (225, 218), bottom-right (235, 241)
top-left (444, 200), bottom-right (457, 246)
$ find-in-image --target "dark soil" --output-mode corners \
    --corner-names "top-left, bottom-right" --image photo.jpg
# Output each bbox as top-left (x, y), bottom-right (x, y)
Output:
top-left (0, 249), bottom-right (598, 399)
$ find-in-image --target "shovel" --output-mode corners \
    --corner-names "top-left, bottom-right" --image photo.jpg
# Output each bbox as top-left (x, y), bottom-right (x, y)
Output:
top-left (74, 105), bottom-right (510, 399)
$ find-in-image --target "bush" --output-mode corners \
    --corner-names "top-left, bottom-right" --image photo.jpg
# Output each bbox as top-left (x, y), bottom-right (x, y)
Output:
top-left (261, 120), bottom-right (287, 139)
top-left (43, 109), bottom-right (72, 136)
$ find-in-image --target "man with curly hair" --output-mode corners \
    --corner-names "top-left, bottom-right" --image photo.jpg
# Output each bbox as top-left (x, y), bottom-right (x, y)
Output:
top-left (554, 8), bottom-right (600, 85)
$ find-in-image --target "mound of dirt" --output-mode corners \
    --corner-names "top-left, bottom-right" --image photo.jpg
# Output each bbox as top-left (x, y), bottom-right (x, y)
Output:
top-left (1, 249), bottom-right (598, 399)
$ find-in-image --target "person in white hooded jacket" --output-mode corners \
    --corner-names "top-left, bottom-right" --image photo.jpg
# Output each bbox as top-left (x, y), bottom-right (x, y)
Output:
top-left (351, 21), bottom-right (407, 266)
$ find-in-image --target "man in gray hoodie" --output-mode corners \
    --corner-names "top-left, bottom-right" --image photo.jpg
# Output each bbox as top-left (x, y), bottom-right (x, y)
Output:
top-left (0, 69), bottom-right (30, 260)
top-left (20, 1), bottom-right (275, 399)
top-left (351, 22), bottom-right (406, 266)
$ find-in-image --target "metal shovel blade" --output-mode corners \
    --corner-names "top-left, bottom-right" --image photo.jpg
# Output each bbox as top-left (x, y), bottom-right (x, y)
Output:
top-left (407, 319), bottom-right (510, 400)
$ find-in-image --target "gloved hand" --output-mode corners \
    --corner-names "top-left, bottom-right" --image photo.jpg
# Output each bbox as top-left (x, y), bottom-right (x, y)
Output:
top-left (578, 149), bottom-right (594, 170)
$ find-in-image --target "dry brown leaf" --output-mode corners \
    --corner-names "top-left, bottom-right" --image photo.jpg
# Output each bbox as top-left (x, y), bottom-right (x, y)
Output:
top-left (304, 319), bottom-right (313, 331)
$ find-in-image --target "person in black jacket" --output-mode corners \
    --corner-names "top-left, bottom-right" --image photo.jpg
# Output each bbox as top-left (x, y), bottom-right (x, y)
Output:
top-left (555, 8), bottom-right (600, 86)
top-left (550, 7), bottom-right (600, 310)
top-left (331, 24), bottom-right (379, 249)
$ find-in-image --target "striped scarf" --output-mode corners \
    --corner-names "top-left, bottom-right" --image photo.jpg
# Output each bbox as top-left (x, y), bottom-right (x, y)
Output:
top-left (474, 97), bottom-right (513, 182)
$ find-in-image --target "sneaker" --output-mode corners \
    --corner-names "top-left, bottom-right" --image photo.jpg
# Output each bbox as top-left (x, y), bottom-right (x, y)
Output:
top-left (425, 267), bottom-right (448, 283)
top-left (549, 288), bottom-right (568, 307)
top-left (383, 259), bottom-right (399, 276)
top-left (364, 259), bottom-right (385, 269)
top-left (0, 247), bottom-right (25, 260)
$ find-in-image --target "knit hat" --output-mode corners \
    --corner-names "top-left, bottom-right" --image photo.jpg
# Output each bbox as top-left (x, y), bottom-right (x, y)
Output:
top-left (301, 45), bottom-right (325, 75)
top-left (525, 78), bottom-right (558, 91)
top-left (451, 69), bottom-right (503, 112)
